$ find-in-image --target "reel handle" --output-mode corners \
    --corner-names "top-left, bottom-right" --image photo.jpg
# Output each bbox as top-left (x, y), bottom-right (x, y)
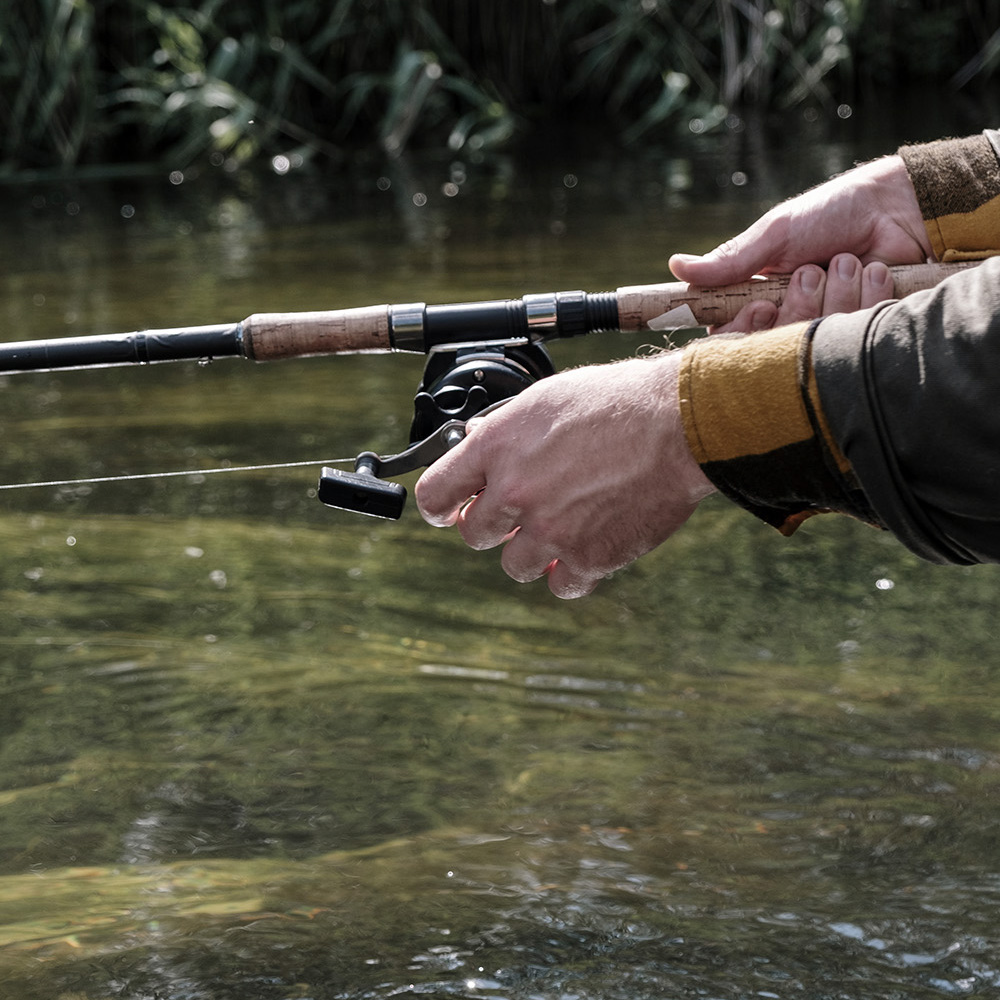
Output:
top-left (318, 454), bottom-right (408, 520)
top-left (318, 422), bottom-right (469, 520)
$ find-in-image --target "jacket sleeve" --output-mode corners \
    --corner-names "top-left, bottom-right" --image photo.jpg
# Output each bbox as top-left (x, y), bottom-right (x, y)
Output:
top-left (812, 257), bottom-right (1000, 564)
top-left (678, 131), bottom-right (1000, 564)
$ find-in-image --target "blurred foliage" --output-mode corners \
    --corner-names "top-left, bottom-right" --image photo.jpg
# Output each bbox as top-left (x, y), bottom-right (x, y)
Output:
top-left (1, 0), bottom-right (999, 173)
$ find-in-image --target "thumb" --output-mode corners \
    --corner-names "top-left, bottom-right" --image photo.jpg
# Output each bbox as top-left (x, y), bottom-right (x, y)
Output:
top-left (670, 229), bottom-right (781, 286)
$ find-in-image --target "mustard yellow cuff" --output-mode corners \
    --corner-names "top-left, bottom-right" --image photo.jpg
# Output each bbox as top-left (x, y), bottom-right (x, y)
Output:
top-left (678, 323), bottom-right (812, 465)
top-left (677, 322), bottom-right (872, 535)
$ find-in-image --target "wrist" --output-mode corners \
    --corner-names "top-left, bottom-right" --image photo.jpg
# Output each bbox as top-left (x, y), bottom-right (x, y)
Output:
top-left (860, 154), bottom-right (934, 261)
top-left (656, 353), bottom-right (717, 505)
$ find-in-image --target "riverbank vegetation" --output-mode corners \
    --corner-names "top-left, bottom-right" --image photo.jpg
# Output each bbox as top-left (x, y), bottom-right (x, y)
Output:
top-left (2, 0), bottom-right (997, 174)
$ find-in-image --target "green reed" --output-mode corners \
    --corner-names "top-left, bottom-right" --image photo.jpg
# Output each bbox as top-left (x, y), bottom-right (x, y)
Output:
top-left (0, 0), bottom-right (997, 173)
top-left (0, 0), bottom-right (98, 170)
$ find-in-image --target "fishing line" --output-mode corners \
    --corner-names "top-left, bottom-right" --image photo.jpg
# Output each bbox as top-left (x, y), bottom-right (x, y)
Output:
top-left (0, 457), bottom-right (355, 491)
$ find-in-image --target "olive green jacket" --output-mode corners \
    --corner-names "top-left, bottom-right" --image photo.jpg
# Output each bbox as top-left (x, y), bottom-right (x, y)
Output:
top-left (680, 130), bottom-right (1000, 564)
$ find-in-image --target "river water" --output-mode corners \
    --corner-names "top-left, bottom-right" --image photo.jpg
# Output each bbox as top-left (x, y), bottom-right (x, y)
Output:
top-left (2, 107), bottom-right (1000, 999)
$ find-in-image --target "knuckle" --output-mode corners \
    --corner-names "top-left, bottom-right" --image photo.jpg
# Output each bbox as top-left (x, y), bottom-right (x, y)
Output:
top-left (709, 237), bottom-right (743, 262)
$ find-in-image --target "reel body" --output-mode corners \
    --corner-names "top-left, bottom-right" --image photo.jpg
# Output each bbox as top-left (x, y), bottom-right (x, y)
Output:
top-left (318, 341), bottom-right (554, 519)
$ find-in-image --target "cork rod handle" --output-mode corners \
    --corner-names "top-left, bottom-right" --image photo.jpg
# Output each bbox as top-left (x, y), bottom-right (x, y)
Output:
top-left (616, 260), bottom-right (980, 332)
top-left (240, 304), bottom-right (394, 360)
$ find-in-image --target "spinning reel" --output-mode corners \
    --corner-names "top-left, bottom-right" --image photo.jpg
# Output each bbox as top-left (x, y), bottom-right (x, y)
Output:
top-left (317, 340), bottom-right (554, 519)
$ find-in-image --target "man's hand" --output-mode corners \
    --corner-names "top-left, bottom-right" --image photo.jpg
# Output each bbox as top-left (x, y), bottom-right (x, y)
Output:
top-left (669, 155), bottom-right (931, 333)
top-left (415, 353), bottom-right (715, 599)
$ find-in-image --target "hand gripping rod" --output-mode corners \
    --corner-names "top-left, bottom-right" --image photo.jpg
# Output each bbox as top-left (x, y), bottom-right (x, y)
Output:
top-left (0, 261), bottom-right (975, 374)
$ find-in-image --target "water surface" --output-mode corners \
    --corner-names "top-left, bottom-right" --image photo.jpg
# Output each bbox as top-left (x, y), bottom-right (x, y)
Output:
top-left (2, 113), bottom-right (1000, 999)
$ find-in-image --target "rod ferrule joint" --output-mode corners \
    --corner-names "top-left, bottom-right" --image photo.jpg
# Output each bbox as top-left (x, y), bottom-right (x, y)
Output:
top-left (523, 292), bottom-right (558, 333)
top-left (390, 302), bottom-right (427, 352)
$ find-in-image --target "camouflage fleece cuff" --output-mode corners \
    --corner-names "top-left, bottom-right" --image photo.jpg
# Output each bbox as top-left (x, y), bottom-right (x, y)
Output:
top-left (898, 130), bottom-right (1000, 261)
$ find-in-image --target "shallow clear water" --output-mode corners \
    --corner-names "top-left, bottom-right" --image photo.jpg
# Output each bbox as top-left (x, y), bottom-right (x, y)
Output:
top-left (2, 111), bottom-right (1000, 999)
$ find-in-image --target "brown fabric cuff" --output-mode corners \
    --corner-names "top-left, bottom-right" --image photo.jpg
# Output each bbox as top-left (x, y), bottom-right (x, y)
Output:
top-left (898, 132), bottom-right (1000, 261)
top-left (679, 324), bottom-right (879, 535)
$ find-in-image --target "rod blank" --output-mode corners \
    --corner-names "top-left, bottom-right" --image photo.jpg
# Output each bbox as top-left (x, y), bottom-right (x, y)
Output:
top-left (0, 324), bottom-right (241, 373)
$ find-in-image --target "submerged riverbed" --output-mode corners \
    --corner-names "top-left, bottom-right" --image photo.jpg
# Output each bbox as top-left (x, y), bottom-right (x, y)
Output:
top-left (2, 109), bottom-right (1000, 999)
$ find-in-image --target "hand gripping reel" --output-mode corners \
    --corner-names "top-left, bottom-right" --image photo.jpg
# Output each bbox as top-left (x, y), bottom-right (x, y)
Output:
top-left (318, 341), bottom-right (554, 519)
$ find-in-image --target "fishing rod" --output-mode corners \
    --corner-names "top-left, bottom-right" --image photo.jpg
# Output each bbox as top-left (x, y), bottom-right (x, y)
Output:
top-left (0, 261), bottom-right (971, 372)
top-left (0, 260), bottom-right (976, 519)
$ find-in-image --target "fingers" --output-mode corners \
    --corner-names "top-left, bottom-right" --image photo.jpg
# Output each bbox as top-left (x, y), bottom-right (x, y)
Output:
top-left (708, 265), bottom-right (827, 334)
top-left (670, 209), bottom-right (798, 285)
top-left (499, 531), bottom-right (600, 600)
top-left (448, 496), bottom-right (600, 599)
top-left (709, 299), bottom-right (779, 335)
top-left (455, 489), bottom-right (521, 551)
top-left (773, 263), bottom-right (830, 322)
top-left (708, 255), bottom-right (896, 334)
top-left (860, 259), bottom-right (894, 307)
top-left (414, 440), bottom-right (489, 528)
top-left (793, 254), bottom-right (894, 318)
top-left (499, 533), bottom-right (557, 585)
top-left (463, 492), bottom-right (610, 598)
top-left (545, 562), bottom-right (599, 600)
top-left (736, 259), bottom-right (838, 327)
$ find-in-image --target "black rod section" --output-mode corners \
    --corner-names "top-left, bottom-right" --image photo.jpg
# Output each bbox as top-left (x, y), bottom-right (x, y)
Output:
top-left (423, 299), bottom-right (527, 345)
top-left (0, 324), bottom-right (242, 374)
top-left (419, 291), bottom-right (620, 350)
top-left (557, 291), bottom-right (619, 337)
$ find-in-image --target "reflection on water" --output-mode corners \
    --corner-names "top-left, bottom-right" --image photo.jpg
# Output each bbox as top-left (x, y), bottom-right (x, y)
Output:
top-left (2, 111), bottom-right (1000, 998)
